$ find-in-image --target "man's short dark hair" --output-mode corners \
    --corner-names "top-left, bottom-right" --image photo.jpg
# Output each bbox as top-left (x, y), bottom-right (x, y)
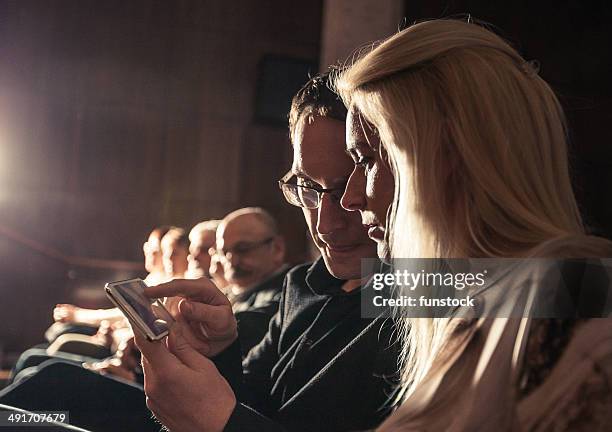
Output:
top-left (288, 69), bottom-right (348, 143)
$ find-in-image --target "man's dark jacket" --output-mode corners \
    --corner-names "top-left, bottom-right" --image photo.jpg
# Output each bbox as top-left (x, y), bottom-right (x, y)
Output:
top-left (233, 267), bottom-right (288, 356)
top-left (214, 258), bottom-right (399, 432)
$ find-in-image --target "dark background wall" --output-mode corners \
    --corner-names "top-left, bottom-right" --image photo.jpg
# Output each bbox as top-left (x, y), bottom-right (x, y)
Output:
top-left (0, 0), bottom-right (322, 357)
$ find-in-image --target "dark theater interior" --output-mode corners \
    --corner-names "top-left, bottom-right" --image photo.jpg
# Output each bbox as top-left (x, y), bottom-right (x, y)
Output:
top-left (0, 1), bottom-right (611, 431)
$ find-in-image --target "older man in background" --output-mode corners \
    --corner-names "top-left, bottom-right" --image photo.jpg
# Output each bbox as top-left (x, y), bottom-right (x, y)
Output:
top-left (187, 220), bottom-right (219, 278)
top-left (213, 207), bottom-right (288, 354)
top-left (216, 208), bottom-right (287, 309)
top-left (160, 227), bottom-right (189, 279)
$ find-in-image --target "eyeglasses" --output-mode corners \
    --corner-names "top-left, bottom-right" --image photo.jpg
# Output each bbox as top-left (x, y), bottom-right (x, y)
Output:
top-left (278, 171), bottom-right (345, 209)
top-left (209, 237), bottom-right (274, 259)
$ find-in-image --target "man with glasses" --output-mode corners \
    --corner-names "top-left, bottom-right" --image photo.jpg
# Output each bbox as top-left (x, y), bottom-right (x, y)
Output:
top-left (215, 207), bottom-right (288, 354)
top-left (215, 207), bottom-right (286, 304)
top-left (133, 72), bottom-right (399, 432)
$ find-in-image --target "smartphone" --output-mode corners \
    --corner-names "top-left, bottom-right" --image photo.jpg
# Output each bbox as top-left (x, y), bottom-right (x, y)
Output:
top-left (105, 278), bottom-right (174, 341)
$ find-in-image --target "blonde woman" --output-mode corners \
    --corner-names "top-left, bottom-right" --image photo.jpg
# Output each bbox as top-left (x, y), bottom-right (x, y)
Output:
top-left (337, 19), bottom-right (612, 431)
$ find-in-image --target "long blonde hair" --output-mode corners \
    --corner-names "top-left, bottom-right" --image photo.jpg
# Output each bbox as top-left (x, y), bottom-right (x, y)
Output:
top-left (336, 19), bottom-right (608, 404)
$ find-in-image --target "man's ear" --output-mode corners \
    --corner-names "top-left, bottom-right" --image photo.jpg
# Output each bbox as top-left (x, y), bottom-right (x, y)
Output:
top-left (272, 236), bottom-right (286, 263)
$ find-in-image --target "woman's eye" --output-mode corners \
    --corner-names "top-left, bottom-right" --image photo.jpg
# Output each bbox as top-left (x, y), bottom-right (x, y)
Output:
top-left (348, 148), bottom-right (374, 170)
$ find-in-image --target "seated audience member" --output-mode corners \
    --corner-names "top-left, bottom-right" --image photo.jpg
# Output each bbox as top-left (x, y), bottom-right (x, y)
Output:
top-left (142, 225), bottom-right (172, 286)
top-left (50, 225), bottom-right (170, 334)
top-left (0, 226), bottom-right (176, 431)
top-left (82, 227), bottom-right (184, 377)
top-left (161, 226), bottom-right (189, 279)
top-left (214, 207), bottom-right (288, 354)
top-left (132, 71), bottom-right (400, 432)
top-left (87, 222), bottom-right (220, 381)
top-left (186, 219), bottom-right (221, 279)
top-left (0, 211), bottom-right (289, 431)
top-left (186, 219), bottom-right (230, 291)
top-left (88, 220), bottom-right (223, 381)
top-left (9, 226), bottom-right (172, 381)
top-left (217, 208), bottom-right (287, 310)
top-left (334, 19), bottom-right (612, 430)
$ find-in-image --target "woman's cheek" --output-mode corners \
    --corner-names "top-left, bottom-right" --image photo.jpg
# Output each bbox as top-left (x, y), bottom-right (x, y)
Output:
top-left (366, 165), bottom-right (387, 216)
top-left (372, 164), bottom-right (395, 215)
top-left (365, 166), bottom-right (378, 201)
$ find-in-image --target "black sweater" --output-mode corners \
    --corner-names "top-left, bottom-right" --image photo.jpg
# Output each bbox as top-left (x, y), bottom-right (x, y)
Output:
top-left (214, 258), bottom-right (400, 432)
top-left (233, 267), bottom-right (288, 357)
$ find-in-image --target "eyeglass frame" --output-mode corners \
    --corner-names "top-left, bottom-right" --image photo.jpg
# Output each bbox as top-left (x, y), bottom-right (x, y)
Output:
top-left (209, 237), bottom-right (275, 259)
top-left (277, 171), bottom-right (346, 209)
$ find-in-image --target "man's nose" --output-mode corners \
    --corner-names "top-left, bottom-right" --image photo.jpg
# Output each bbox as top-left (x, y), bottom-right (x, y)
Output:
top-left (341, 168), bottom-right (366, 212)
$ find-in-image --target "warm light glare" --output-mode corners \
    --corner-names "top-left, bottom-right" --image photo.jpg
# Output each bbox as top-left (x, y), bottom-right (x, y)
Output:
top-left (0, 118), bottom-right (11, 205)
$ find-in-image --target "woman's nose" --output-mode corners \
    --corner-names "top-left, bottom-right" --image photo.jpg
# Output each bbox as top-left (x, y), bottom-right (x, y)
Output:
top-left (340, 167), bottom-right (367, 212)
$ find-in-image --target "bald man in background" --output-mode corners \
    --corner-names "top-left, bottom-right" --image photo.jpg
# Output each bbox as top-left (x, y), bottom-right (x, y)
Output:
top-left (217, 208), bottom-right (287, 309)
top-left (214, 207), bottom-right (288, 354)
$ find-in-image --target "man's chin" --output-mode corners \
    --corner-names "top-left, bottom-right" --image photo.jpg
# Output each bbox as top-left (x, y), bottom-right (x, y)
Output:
top-left (321, 254), bottom-right (362, 281)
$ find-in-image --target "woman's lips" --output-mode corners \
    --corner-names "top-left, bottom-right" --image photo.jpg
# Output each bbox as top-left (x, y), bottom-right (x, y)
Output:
top-left (366, 225), bottom-right (385, 241)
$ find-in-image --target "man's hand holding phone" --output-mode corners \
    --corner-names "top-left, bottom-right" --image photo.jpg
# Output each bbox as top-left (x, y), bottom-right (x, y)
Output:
top-left (134, 322), bottom-right (236, 432)
top-left (144, 278), bottom-right (238, 357)
top-left (128, 278), bottom-right (238, 431)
